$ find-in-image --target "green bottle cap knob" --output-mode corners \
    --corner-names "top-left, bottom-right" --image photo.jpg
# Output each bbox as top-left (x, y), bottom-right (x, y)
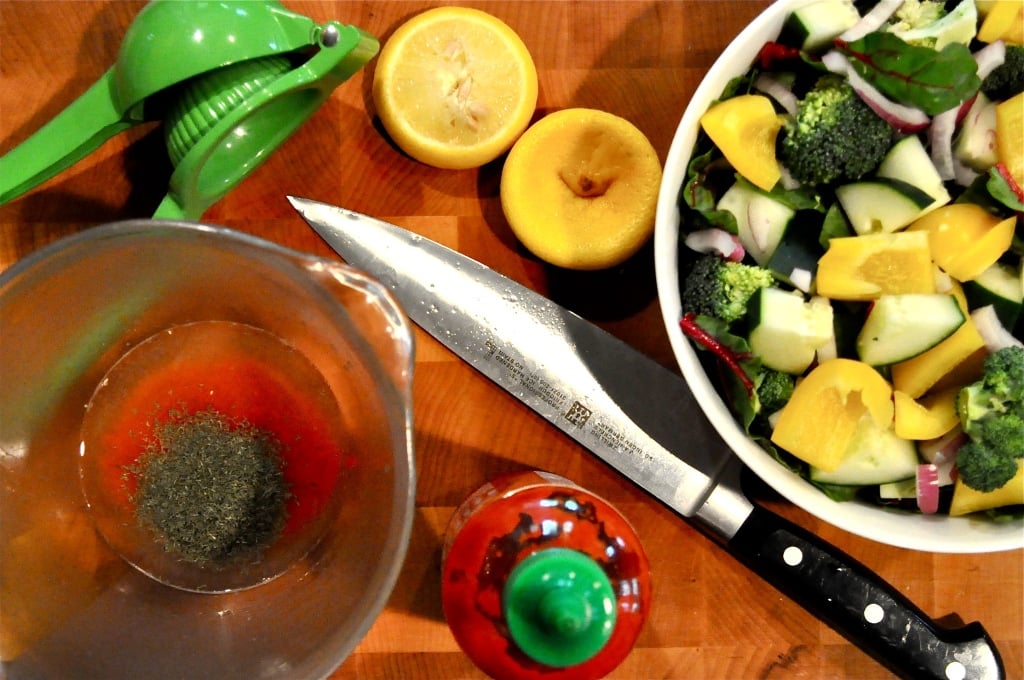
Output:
top-left (503, 548), bottom-right (617, 668)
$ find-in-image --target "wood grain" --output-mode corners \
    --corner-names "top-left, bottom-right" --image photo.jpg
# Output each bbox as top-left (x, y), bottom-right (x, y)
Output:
top-left (1, 2), bottom-right (1021, 679)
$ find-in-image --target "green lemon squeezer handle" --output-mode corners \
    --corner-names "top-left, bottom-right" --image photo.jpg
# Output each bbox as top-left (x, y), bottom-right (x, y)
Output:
top-left (0, 70), bottom-right (135, 205)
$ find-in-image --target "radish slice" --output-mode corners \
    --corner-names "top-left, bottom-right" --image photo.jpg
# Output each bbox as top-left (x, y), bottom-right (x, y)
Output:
top-left (839, 0), bottom-right (902, 41)
top-left (974, 40), bottom-right (1006, 82)
top-left (684, 228), bottom-right (745, 261)
top-left (929, 107), bottom-right (959, 180)
top-left (821, 51), bottom-right (931, 132)
top-left (971, 305), bottom-right (1024, 352)
top-left (754, 73), bottom-right (798, 116)
top-left (917, 464), bottom-right (941, 515)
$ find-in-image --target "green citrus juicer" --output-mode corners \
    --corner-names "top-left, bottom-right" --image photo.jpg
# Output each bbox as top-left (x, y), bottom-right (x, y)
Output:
top-left (0, 0), bottom-right (378, 220)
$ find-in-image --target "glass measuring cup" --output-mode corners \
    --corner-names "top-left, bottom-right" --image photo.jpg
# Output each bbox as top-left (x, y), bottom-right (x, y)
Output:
top-left (0, 221), bottom-right (415, 678)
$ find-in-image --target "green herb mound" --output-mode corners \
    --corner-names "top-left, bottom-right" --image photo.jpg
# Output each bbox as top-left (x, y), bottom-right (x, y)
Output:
top-left (681, 253), bottom-right (775, 324)
top-left (778, 75), bottom-right (893, 186)
top-left (130, 409), bottom-right (291, 566)
top-left (956, 346), bottom-right (1024, 493)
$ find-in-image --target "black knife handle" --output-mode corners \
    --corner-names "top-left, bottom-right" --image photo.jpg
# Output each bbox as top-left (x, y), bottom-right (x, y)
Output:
top-left (728, 505), bottom-right (1004, 680)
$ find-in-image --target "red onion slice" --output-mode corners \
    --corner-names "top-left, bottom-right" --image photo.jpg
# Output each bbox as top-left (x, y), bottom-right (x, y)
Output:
top-left (821, 51), bottom-right (931, 132)
top-left (953, 155), bottom-right (982, 187)
top-left (930, 107), bottom-right (959, 180)
top-left (754, 73), bottom-right (798, 116)
top-left (974, 40), bottom-right (1007, 81)
top-left (839, 0), bottom-right (903, 42)
top-left (971, 305), bottom-right (1024, 352)
top-left (789, 267), bottom-right (813, 293)
top-left (684, 228), bottom-right (745, 261)
top-left (919, 428), bottom-right (966, 466)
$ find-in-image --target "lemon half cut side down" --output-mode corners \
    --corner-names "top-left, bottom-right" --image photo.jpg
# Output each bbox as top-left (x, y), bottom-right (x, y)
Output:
top-left (501, 108), bottom-right (663, 271)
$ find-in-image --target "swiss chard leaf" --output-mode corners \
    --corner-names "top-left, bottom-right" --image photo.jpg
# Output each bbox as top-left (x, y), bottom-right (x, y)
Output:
top-left (837, 32), bottom-right (980, 115)
top-left (813, 481), bottom-right (861, 502)
top-left (682, 146), bottom-right (723, 213)
top-left (820, 202), bottom-right (853, 249)
top-left (987, 166), bottom-right (1024, 213)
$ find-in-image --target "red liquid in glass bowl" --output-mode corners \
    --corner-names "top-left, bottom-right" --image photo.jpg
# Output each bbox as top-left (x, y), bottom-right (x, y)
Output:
top-left (79, 320), bottom-right (349, 592)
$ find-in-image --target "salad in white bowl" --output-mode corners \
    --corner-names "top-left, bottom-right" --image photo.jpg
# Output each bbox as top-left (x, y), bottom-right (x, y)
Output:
top-left (655, 0), bottom-right (1023, 552)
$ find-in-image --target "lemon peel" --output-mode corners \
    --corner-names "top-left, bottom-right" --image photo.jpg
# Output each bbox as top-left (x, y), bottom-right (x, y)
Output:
top-left (500, 108), bottom-right (662, 270)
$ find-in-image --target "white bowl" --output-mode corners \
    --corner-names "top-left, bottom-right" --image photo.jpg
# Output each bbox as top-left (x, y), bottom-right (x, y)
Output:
top-left (654, 0), bottom-right (1023, 553)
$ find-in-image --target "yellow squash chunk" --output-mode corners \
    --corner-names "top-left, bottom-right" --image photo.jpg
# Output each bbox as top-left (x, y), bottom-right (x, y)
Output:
top-left (699, 94), bottom-right (782, 191)
top-left (893, 387), bottom-right (960, 440)
top-left (957, 216), bottom-right (1017, 280)
top-left (911, 204), bottom-right (1016, 281)
top-left (997, 92), bottom-right (1024, 189)
top-left (930, 346), bottom-right (988, 393)
top-left (816, 231), bottom-right (936, 301)
top-left (950, 460), bottom-right (1024, 516)
top-left (771, 359), bottom-right (893, 472)
top-left (891, 317), bottom-right (986, 398)
top-left (926, 279), bottom-right (989, 391)
top-left (977, 0), bottom-right (1024, 44)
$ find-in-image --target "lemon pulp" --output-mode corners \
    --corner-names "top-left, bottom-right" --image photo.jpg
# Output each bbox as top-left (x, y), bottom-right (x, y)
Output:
top-left (372, 7), bottom-right (538, 169)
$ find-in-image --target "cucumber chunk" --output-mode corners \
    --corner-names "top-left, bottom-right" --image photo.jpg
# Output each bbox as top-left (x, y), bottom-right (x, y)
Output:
top-left (836, 178), bottom-right (935, 235)
top-left (766, 210), bottom-right (826, 286)
top-left (856, 294), bottom-right (965, 366)
top-left (717, 182), bottom-right (795, 266)
top-left (963, 261), bottom-right (1023, 330)
top-left (876, 135), bottom-right (951, 215)
top-left (810, 415), bottom-right (919, 486)
top-left (780, 0), bottom-right (860, 52)
top-left (878, 477), bottom-right (918, 500)
top-left (747, 287), bottom-right (834, 374)
top-left (954, 92), bottom-right (999, 172)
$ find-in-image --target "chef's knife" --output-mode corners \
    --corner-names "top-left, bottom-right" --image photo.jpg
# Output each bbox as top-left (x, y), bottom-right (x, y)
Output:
top-left (289, 196), bottom-right (1004, 680)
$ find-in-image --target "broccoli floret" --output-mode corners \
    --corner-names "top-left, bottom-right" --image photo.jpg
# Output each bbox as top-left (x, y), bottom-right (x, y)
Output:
top-left (885, 0), bottom-right (979, 50)
top-left (681, 253), bottom-right (775, 324)
top-left (888, 0), bottom-right (946, 33)
top-left (955, 346), bottom-right (1024, 492)
top-left (755, 368), bottom-right (795, 415)
top-left (981, 45), bottom-right (1024, 102)
top-left (778, 75), bottom-right (893, 186)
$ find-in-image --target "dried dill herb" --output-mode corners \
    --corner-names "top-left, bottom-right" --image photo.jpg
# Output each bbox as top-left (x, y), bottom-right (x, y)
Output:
top-left (128, 409), bottom-right (290, 567)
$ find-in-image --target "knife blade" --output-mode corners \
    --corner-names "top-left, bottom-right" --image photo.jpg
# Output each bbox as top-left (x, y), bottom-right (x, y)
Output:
top-left (289, 196), bottom-right (1004, 680)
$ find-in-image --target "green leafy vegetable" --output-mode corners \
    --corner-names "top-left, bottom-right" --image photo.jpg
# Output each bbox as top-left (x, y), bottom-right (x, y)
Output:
top-left (837, 32), bottom-right (980, 115)
top-left (987, 165), bottom-right (1024, 213)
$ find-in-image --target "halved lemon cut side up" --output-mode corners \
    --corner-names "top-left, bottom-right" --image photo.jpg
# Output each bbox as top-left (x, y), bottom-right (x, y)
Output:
top-left (372, 7), bottom-right (538, 170)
